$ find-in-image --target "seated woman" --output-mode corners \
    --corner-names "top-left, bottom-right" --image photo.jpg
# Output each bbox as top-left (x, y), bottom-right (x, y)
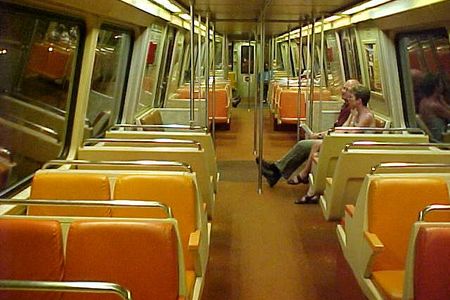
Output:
top-left (294, 84), bottom-right (376, 204)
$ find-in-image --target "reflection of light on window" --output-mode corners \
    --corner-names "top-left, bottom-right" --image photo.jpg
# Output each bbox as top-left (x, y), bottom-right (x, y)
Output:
top-left (48, 47), bottom-right (54, 52)
top-left (114, 35), bottom-right (122, 39)
top-left (0, 49), bottom-right (7, 55)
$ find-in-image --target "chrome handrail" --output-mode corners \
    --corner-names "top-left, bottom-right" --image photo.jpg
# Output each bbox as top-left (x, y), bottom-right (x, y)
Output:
top-left (344, 141), bottom-right (450, 151)
top-left (0, 112), bottom-right (60, 142)
top-left (42, 159), bottom-right (193, 172)
top-left (0, 199), bottom-right (173, 218)
top-left (329, 127), bottom-right (424, 134)
top-left (0, 280), bottom-right (132, 300)
top-left (0, 147), bottom-right (13, 163)
top-left (110, 124), bottom-right (208, 132)
top-left (83, 138), bottom-right (202, 150)
top-left (370, 162), bottom-right (450, 174)
top-left (418, 204), bottom-right (450, 221)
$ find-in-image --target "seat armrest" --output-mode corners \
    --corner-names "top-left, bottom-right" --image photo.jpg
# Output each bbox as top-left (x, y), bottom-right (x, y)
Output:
top-left (188, 229), bottom-right (201, 251)
top-left (300, 123), bottom-right (314, 139)
top-left (362, 231), bottom-right (384, 277)
top-left (345, 205), bottom-right (355, 218)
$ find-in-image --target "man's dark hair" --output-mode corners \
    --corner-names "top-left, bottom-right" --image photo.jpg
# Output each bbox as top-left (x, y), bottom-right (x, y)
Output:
top-left (351, 84), bottom-right (371, 106)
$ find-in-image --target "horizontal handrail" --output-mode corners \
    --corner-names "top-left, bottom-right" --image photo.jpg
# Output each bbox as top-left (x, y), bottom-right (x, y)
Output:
top-left (329, 127), bottom-right (424, 134)
top-left (0, 147), bottom-right (13, 163)
top-left (0, 112), bottom-right (60, 142)
top-left (418, 204), bottom-right (450, 221)
top-left (83, 138), bottom-right (202, 150)
top-left (370, 162), bottom-right (450, 174)
top-left (111, 124), bottom-right (208, 132)
top-left (0, 199), bottom-right (173, 218)
top-left (42, 159), bottom-right (193, 172)
top-left (344, 141), bottom-right (450, 151)
top-left (0, 280), bottom-right (132, 300)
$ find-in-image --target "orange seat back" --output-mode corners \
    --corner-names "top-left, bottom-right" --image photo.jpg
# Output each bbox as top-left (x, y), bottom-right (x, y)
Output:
top-left (0, 219), bottom-right (64, 300)
top-left (368, 178), bottom-right (449, 271)
top-left (113, 175), bottom-right (197, 271)
top-left (62, 221), bottom-right (179, 300)
top-left (414, 226), bottom-right (450, 300)
top-left (29, 173), bottom-right (111, 217)
top-left (208, 89), bottom-right (228, 119)
top-left (312, 88), bottom-right (331, 101)
top-left (279, 90), bottom-right (305, 122)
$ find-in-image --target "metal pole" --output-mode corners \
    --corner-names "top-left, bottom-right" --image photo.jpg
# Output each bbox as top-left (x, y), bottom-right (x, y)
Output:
top-left (253, 26), bottom-right (259, 155)
top-left (198, 14), bottom-right (202, 100)
top-left (308, 17), bottom-right (316, 129)
top-left (296, 21), bottom-right (303, 141)
top-left (205, 13), bottom-right (210, 129)
top-left (287, 25), bottom-right (291, 88)
top-left (212, 24), bottom-right (216, 141)
top-left (247, 33), bottom-right (251, 110)
top-left (258, 13), bottom-right (265, 194)
top-left (189, 2), bottom-right (195, 124)
top-left (318, 15), bottom-right (325, 131)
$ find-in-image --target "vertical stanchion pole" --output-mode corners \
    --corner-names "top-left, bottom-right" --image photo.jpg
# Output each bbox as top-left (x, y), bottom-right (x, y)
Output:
top-left (287, 25), bottom-right (291, 88)
top-left (205, 13), bottom-right (210, 129)
top-left (258, 13), bottom-right (265, 194)
top-left (247, 33), bottom-right (251, 110)
top-left (318, 15), bottom-right (325, 131)
top-left (296, 21), bottom-right (303, 141)
top-left (198, 14), bottom-right (202, 102)
top-left (189, 2), bottom-right (195, 124)
top-left (308, 16), bottom-right (316, 129)
top-left (212, 24), bottom-right (216, 142)
top-left (253, 26), bottom-right (259, 155)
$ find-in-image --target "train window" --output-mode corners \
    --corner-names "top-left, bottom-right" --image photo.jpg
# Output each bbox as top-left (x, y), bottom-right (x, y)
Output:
top-left (241, 45), bottom-right (254, 74)
top-left (0, 5), bottom-right (82, 194)
top-left (339, 28), bottom-right (362, 82)
top-left (155, 27), bottom-right (176, 107)
top-left (325, 32), bottom-right (344, 93)
top-left (397, 28), bottom-right (450, 141)
top-left (228, 42), bottom-right (233, 71)
top-left (363, 42), bottom-right (382, 92)
top-left (137, 24), bottom-right (164, 113)
top-left (86, 26), bottom-right (132, 138)
top-left (215, 38), bottom-right (223, 70)
top-left (165, 31), bottom-right (186, 101)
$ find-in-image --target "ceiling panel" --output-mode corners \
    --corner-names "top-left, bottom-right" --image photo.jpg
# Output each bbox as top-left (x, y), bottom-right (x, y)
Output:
top-left (177, 0), bottom-right (364, 39)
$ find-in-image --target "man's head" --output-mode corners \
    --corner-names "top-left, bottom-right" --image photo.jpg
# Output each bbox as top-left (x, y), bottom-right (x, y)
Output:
top-left (348, 84), bottom-right (371, 108)
top-left (341, 79), bottom-right (360, 102)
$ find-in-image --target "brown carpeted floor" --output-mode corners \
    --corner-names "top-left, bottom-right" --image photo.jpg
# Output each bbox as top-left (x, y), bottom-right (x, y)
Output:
top-left (201, 104), bottom-right (341, 300)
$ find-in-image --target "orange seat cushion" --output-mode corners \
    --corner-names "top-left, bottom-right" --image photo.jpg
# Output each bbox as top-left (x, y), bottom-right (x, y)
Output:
top-left (113, 175), bottom-right (197, 271)
top-left (63, 221), bottom-right (179, 300)
top-left (29, 173), bottom-right (111, 217)
top-left (0, 219), bottom-right (64, 300)
top-left (372, 270), bottom-right (404, 300)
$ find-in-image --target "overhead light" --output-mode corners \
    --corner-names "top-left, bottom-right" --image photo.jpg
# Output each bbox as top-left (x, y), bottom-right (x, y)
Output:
top-left (152, 0), bottom-right (181, 13)
top-left (341, 0), bottom-right (391, 15)
top-left (179, 13), bottom-right (191, 21)
top-left (324, 15), bottom-right (342, 22)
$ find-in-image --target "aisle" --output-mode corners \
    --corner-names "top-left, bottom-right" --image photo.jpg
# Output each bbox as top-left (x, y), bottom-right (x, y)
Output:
top-left (201, 107), bottom-right (340, 300)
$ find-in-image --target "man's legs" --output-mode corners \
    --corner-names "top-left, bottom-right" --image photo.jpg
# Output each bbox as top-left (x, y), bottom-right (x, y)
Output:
top-left (274, 139), bottom-right (316, 179)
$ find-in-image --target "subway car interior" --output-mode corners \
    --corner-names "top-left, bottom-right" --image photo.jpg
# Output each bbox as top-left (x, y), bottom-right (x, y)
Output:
top-left (0, 0), bottom-right (450, 299)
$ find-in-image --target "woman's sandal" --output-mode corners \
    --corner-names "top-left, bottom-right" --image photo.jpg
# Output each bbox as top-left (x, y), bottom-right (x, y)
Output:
top-left (294, 194), bottom-right (319, 204)
top-left (287, 174), bottom-right (309, 185)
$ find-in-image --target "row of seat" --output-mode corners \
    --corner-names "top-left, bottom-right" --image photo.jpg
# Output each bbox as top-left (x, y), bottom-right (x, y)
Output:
top-left (0, 123), bottom-right (217, 299)
top-left (336, 171), bottom-right (450, 300)
top-left (0, 217), bottom-right (186, 300)
top-left (266, 79), bottom-right (333, 127)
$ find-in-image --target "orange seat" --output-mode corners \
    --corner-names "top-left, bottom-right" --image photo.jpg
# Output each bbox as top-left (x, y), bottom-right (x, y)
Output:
top-left (414, 226), bottom-right (450, 300)
top-left (278, 89), bottom-right (305, 124)
top-left (368, 178), bottom-right (449, 300)
top-left (0, 219), bottom-right (64, 300)
top-left (29, 172), bottom-right (111, 217)
top-left (62, 221), bottom-right (180, 300)
top-left (208, 88), bottom-right (229, 123)
top-left (113, 175), bottom-right (198, 274)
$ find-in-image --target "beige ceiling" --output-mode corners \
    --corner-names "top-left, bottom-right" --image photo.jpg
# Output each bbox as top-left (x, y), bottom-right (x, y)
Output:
top-left (177, 0), bottom-right (364, 39)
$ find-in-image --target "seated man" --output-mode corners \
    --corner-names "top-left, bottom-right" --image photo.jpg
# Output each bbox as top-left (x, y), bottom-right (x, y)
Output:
top-left (257, 79), bottom-right (360, 187)
top-left (294, 84), bottom-right (376, 204)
